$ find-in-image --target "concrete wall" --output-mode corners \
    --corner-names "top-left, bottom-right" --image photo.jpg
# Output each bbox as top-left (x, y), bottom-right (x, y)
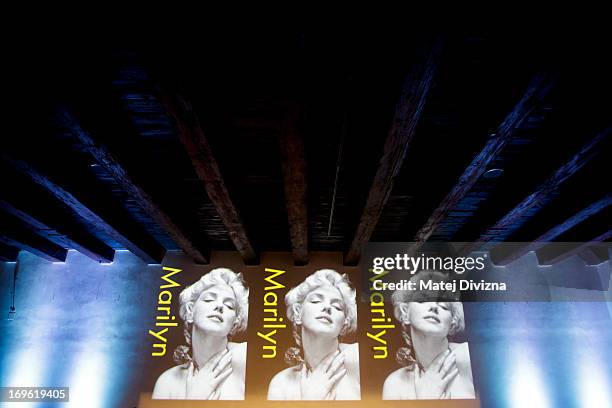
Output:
top-left (1, 248), bottom-right (610, 407)
top-left (0, 250), bottom-right (161, 407)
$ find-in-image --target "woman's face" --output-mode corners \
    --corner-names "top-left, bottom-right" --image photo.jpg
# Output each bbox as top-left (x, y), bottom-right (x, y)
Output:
top-left (407, 301), bottom-right (453, 338)
top-left (300, 285), bottom-right (346, 338)
top-left (191, 283), bottom-right (238, 337)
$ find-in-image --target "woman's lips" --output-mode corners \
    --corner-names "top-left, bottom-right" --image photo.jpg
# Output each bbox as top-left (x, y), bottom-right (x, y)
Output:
top-left (316, 315), bottom-right (333, 324)
top-left (423, 315), bottom-right (440, 324)
top-left (207, 314), bottom-right (224, 323)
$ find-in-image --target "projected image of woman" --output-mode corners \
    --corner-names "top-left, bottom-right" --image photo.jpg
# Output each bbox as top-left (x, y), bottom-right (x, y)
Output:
top-left (152, 268), bottom-right (249, 400)
top-left (383, 271), bottom-right (475, 400)
top-left (267, 269), bottom-right (360, 400)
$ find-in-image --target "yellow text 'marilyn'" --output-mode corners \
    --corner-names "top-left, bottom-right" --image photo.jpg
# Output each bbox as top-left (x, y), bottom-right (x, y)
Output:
top-left (150, 267), bottom-right (182, 357)
top-left (258, 268), bottom-right (287, 358)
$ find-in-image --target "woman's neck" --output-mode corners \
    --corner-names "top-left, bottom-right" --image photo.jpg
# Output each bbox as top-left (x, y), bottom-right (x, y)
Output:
top-left (301, 327), bottom-right (339, 370)
top-left (410, 327), bottom-right (449, 370)
top-left (191, 327), bottom-right (228, 369)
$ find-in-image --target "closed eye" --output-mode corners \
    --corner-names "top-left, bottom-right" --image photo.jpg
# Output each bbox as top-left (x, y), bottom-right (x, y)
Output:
top-left (308, 294), bottom-right (323, 304)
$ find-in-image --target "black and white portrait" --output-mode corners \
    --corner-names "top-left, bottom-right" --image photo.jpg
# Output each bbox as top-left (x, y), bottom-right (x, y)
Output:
top-left (267, 269), bottom-right (361, 400)
top-left (383, 271), bottom-right (475, 400)
top-left (152, 268), bottom-right (249, 400)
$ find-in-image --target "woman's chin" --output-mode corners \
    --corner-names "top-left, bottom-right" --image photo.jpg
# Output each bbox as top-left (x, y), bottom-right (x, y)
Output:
top-left (304, 325), bottom-right (341, 338)
top-left (412, 326), bottom-right (448, 338)
top-left (195, 323), bottom-right (231, 337)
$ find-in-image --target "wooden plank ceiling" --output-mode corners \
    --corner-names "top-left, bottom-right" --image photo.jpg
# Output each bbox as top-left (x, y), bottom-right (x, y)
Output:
top-left (1, 29), bottom-right (610, 266)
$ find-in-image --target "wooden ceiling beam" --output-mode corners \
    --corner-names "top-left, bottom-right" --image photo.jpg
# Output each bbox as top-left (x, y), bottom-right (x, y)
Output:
top-left (344, 39), bottom-right (441, 266)
top-left (578, 246), bottom-right (609, 266)
top-left (159, 91), bottom-right (258, 265)
top-left (0, 196), bottom-right (115, 263)
top-left (536, 230), bottom-right (612, 266)
top-left (280, 104), bottom-right (308, 265)
top-left (410, 72), bottom-right (556, 253)
top-left (490, 194), bottom-right (612, 265)
top-left (0, 212), bottom-right (67, 262)
top-left (57, 108), bottom-right (209, 264)
top-left (2, 154), bottom-right (166, 264)
top-left (462, 127), bottom-right (610, 255)
top-left (0, 242), bottom-right (19, 262)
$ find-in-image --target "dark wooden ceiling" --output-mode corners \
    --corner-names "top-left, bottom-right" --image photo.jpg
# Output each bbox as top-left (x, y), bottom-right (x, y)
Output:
top-left (1, 28), bottom-right (610, 266)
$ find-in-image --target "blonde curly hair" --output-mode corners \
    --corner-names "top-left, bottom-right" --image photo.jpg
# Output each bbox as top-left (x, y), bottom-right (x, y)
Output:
top-left (173, 268), bottom-right (249, 364)
top-left (284, 269), bottom-right (357, 365)
top-left (391, 270), bottom-right (464, 369)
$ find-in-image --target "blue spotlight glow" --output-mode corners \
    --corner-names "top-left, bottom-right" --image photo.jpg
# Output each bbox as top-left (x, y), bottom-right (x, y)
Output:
top-left (7, 324), bottom-right (49, 389)
top-left (577, 353), bottom-right (611, 408)
top-left (499, 303), bottom-right (553, 408)
top-left (4, 269), bottom-right (50, 389)
top-left (508, 348), bottom-right (551, 408)
top-left (68, 348), bottom-right (108, 408)
top-left (572, 304), bottom-right (612, 408)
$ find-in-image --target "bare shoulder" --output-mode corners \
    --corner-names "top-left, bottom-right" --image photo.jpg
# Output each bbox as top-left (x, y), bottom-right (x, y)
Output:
top-left (267, 365), bottom-right (300, 400)
top-left (449, 342), bottom-right (472, 368)
top-left (339, 342), bottom-right (360, 382)
top-left (339, 343), bottom-right (359, 364)
top-left (155, 364), bottom-right (187, 385)
top-left (382, 367), bottom-right (410, 399)
top-left (228, 342), bottom-right (247, 380)
top-left (384, 367), bottom-right (409, 385)
top-left (449, 342), bottom-right (475, 398)
top-left (152, 364), bottom-right (188, 399)
top-left (229, 342), bottom-right (247, 362)
top-left (269, 365), bottom-right (299, 386)
top-left (229, 341), bottom-right (247, 355)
